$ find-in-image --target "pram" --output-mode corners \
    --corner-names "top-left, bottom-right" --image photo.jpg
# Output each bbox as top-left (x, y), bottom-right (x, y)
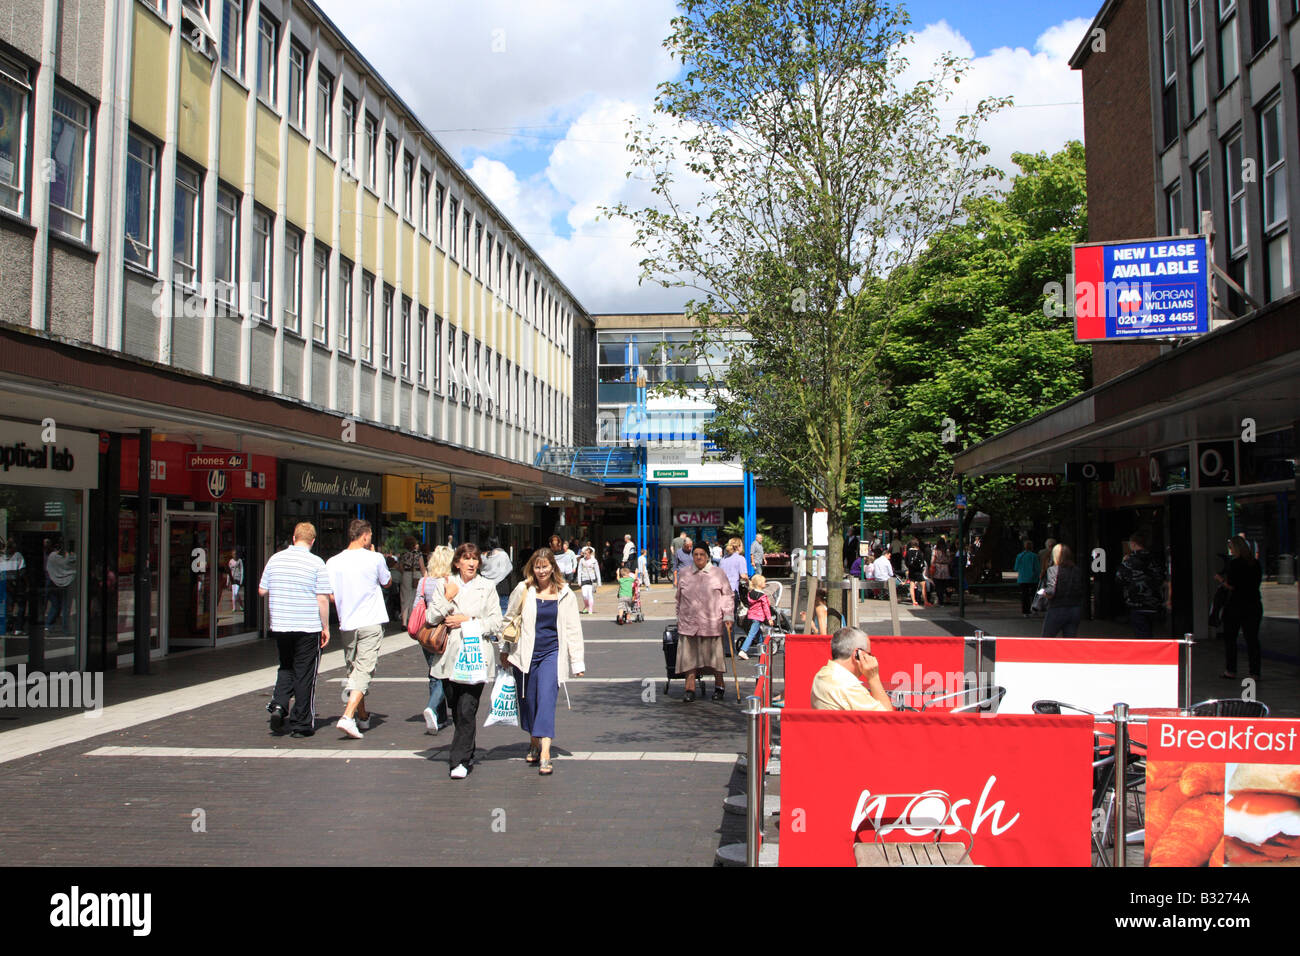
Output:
top-left (631, 578), bottom-right (645, 623)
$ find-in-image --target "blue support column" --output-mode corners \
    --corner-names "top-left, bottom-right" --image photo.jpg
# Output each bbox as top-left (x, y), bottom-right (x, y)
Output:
top-left (743, 470), bottom-right (757, 574)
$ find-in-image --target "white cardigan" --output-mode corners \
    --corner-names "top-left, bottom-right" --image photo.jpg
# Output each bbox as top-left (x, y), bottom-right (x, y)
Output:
top-left (502, 582), bottom-right (586, 683)
top-left (425, 573), bottom-right (504, 682)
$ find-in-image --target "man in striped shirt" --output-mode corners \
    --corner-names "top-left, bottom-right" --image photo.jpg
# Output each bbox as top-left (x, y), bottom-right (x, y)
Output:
top-left (259, 522), bottom-right (333, 737)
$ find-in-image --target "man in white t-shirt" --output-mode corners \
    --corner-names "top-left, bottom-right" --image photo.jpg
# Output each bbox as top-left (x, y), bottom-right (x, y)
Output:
top-left (325, 519), bottom-right (391, 739)
top-left (870, 546), bottom-right (896, 600)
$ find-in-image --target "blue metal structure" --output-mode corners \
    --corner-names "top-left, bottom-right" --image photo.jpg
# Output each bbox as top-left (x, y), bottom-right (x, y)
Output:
top-left (743, 469), bottom-right (757, 574)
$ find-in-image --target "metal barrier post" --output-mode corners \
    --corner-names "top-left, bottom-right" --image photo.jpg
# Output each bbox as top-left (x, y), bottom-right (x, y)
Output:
top-left (1182, 633), bottom-right (1193, 713)
top-left (1112, 702), bottom-right (1129, 868)
top-left (744, 695), bottom-right (762, 867)
top-left (973, 629), bottom-right (985, 693)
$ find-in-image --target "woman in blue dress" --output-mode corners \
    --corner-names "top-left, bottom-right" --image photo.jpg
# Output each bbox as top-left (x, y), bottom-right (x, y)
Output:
top-left (501, 548), bottom-right (586, 775)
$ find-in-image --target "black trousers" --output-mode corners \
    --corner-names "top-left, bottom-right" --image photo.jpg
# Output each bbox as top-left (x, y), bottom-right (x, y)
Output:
top-left (272, 631), bottom-right (321, 733)
top-left (1020, 583), bottom-right (1036, 615)
top-left (444, 679), bottom-right (485, 769)
top-left (1223, 606), bottom-right (1263, 676)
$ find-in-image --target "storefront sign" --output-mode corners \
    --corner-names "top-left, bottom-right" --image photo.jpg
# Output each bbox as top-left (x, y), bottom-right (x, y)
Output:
top-left (860, 495), bottom-right (888, 512)
top-left (283, 462), bottom-right (380, 504)
top-left (1149, 445), bottom-right (1191, 494)
top-left (1015, 473), bottom-right (1060, 491)
top-left (0, 422), bottom-right (99, 489)
top-left (497, 498), bottom-right (533, 524)
top-left (412, 482), bottom-right (450, 521)
top-left (186, 452), bottom-right (248, 471)
top-left (1073, 236), bottom-right (1210, 341)
top-left (673, 509), bottom-right (722, 526)
top-left (1195, 440), bottom-right (1238, 489)
top-left (1099, 457), bottom-right (1157, 509)
top-left (1146, 718), bottom-right (1300, 867)
top-left (122, 440), bottom-right (275, 501)
top-left (654, 469), bottom-right (687, 479)
top-left (453, 490), bottom-right (494, 522)
top-left (1064, 461), bottom-right (1115, 482)
top-left (478, 490), bottom-right (512, 500)
top-left (779, 711), bottom-right (1094, 866)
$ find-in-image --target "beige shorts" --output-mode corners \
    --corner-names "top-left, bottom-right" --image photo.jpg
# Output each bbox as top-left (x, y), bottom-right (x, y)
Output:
top-left (341, 624), bottom-right (384, 695)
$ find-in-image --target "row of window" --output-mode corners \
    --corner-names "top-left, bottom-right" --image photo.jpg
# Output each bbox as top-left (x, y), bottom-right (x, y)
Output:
top-left (186, 0), bottom-right (572, 354)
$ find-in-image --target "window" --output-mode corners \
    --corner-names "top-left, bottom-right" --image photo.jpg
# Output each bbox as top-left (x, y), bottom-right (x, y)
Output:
top-left (361, 273), bottom-right (375, 363)
top-left (462, 210), bottom-right (471, 265)
top-left (341, 92), bottom-right (357, 172)
top-left (505, 253), bottom-right (513, 304)
top-left (1260, 97), bottom-right (1286, 230)
top-left (402, 150), bottom-right (414, 220)
top-left (312, 245), bottom-right (329, 343)
top-left (257, 11), bottom-right (277, 105)
top-left (338, 257), bottom-right (353, 354)
top-left (1225, 131), bottom-right (1247, 252)
top-left (447, 321), bottom-right (457, 400)
top-left (1219, 4), bottom-right (1239, 86)
top-left (504, 360), bottom-right (511, 420)
top-left (173, 165), bottom-right (201, 287)
top-left (1162, 0), bottom-right (1177, 85)
top-left (283, 229), bottom-right (302, 333)
top-left (49, 90), bottom-right (91, 241)
top-left (400, 296), bottom-right (411, 377)
top-left (0, 56), bottom-right (30, 214)
top-left (364, 113), bottom-right (377, 189)
top-left (1167, 182), bottom-right (1184, 234)
top-left (382, 285), bottom-right (393, 370)
top-left (385, 134), bottom-right (397, 206)
top-left (449, 197), bottom-right (459, 259)
top-left (1188, 53), bottom-right (1206, 117)
top-left (316, 67), bottom-right (333, 150)
top-left (215, 186), bottom-right (239, 309)
top-left (251, 207), bottom-right (271, 319)
top-left (496, 245), bottom-right (504, 292)
top-left (487, 350), bottom-right (496, 414)
top-left (460, 332), bottom-right (469, 406)
top-left (435, 182), bottom-right (445, 247)
top-left (475, 220), bottom-right (483, 276)
top-left (417, 306), bottom-right (428, 385)
top-left (1267, 233), bottom-right (1290, 299)
top-left (287, 41), bottom-right (307, 129)
top-left (431, 313), bottom-right (442, 389)
top-left (1194, 159), bottom-right (1212, 228)
top-left (474, 341), bottom-right (482, 409)
top-left (124, 135), bottom-right (156, 269)
top-left (419, 168), bottom-right (430, 233)
top-left (1249, 0), bottom-right (1275, 53)
top-left (221, 0), bottom-right (244, 75)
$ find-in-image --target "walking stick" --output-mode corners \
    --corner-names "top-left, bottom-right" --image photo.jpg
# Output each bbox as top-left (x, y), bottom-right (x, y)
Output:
top-left (728, 624), bottom-right (741, 700)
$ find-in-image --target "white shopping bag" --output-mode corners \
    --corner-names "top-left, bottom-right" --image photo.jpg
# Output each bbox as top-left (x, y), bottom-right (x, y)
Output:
top-left (484, 670), bottom-right (520, 727)
top-left (450, 626), bottom-right (489, 684)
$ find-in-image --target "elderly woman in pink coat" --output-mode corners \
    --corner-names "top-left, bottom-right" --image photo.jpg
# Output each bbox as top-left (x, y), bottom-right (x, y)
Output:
top-left (675, 543), bottom-right (733, 702)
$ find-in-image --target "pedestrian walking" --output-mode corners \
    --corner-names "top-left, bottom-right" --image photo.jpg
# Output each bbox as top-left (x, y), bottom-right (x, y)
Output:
top-left (905, 538), bottom-right (932, 607)
top-left (621, 533), bottom-right (636, 570)
top-left (577, 546), bottom-right (601, 613)
top-left (326, 519), bottom-right (392, 739)
top-left (636, 548), bottom-right (651, 589)
top-left (397, 536), bottom-right (425, 625)
top-left (555, 539), bottom-right (577, 587)
top-left (1015, 539), bottom-right (1039, 617)
top-left (675, 544), bottom-right (732, 702)
top-left (260, 522), bottom-right (332, 737)
top-left (615, 566), bottom-right (635, 624)
top-left (426, 543), bottom-right (503, 779)
top-left (416, 545), bottom-right (456, 734)
top-left (1115, 532), bottom-right (1166, 638)
top-left (673, 536), bottom-right (693, 587)
top-left (480, 536), bottom-right (514, 616)
top-left (1217, 535), bottom-right (1263, 680)
top-left (502, 548), bottom-right (586, 776)
top-left (749, 533), bottom-right (765, 573)
top-left (1041, 544), bottom-right (1085, 637)
top-left (736, 573), bottom-right (774, 660)
top-left (929, 538), bottom-right (952, 606)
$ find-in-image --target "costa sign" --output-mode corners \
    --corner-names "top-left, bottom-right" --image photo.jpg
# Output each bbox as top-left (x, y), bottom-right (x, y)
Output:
top-left (1015, 473), bottom-right (1059, 491)
top-left (673, 509), bottom-right (722, 526)
top-left (186, 452), bottom-right (247, 471)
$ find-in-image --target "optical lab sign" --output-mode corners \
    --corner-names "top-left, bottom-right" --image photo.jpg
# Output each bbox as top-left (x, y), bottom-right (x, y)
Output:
top-left (0, 422), bottom-right (99, 489)
top-left (1073, 236), bottom-right (1210, 341)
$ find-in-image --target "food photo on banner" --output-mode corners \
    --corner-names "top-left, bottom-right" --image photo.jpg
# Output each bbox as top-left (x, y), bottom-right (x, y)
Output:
top-left (1146, 718), bottom-right (1300, 867)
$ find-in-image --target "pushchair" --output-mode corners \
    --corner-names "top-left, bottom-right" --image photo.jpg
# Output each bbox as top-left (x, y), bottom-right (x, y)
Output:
top-left (631, 578), bottom-right (646, 623)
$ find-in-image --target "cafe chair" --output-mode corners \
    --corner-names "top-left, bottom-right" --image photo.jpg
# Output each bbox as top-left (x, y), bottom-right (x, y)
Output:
top-left (920, 685), bottom-right (1006, 714)
top-left (851, 792), bottom-right (976, 867)
top-left (1031, 700), bottom-right (1099, 716)
top-left (1189, 698), bottom-right (1269, 718)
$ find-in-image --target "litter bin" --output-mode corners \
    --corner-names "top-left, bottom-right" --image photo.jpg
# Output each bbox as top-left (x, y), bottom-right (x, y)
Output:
top-left (1278, 553), bottom-right (1295, 586)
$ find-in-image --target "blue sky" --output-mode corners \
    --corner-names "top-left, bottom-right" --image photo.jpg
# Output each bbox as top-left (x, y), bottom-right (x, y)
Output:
top-left (320, 0), bottom-right (1098, 312)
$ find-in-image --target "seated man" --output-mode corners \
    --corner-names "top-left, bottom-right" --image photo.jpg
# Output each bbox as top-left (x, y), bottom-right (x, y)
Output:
top-left (811, 626), bottom-right (895, 712)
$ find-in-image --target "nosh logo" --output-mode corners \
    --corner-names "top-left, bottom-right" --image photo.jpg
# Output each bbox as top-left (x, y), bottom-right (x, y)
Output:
top-left (49, 886), bottom-right (151, 936)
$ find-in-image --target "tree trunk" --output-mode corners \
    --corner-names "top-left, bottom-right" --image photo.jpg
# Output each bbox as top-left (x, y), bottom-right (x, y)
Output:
top-left (826, 508), bottom-right (846, 623)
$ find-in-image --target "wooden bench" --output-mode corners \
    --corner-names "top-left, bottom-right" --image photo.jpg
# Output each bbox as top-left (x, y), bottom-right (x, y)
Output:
top-left (854, 842), bottom-right (975, 866)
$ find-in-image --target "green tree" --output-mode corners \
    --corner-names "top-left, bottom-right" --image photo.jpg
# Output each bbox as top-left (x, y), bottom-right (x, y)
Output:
top-left (859, 142), bottom-right (1091, 566)
top-left (612, 0), bottom-right (1006, 583)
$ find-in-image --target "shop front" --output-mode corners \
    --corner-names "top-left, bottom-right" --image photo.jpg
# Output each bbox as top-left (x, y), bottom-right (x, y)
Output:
top-left (451, 489), bottom-right (495, 546)
top-left (0, 420), bottom-right (99, 672)
top-left (119, 439), bottom-right (276, 657)
top-left (495, 496), bottom-right (538, 561)
top-left (380, 476), bottom-right (451, 551)
top-left (277, 461), bottom-right (381, 560)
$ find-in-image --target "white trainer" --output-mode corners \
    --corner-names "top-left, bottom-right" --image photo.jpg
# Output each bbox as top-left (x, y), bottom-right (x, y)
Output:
top-left (422, 707), bottom-right (439, 733)
top-left (336, 716), bottom-right (363, 739)
top-left (355, 716), bottom-right (371, 731)
top-left (449, 763), bottom-right (468, 779)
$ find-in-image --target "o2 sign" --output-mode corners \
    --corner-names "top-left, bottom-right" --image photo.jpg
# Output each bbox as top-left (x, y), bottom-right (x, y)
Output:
top-left (1195, 440), bottom-right (1237, 489)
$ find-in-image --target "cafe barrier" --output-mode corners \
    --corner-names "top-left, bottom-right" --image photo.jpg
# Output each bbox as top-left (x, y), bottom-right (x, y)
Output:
top-left (776, 709), bottom-right (1096, 866)
top-left (994, 637), bottom-right (1183, 715)
top-left (783, 634), bottom-right (968, 711)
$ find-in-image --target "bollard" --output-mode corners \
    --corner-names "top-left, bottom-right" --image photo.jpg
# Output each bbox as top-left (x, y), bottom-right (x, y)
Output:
top-left (1112, 702), bottom-right (1129, 868)
top-left (1182, 633), bottom-right (1193, 714)
top-left (744, 695), bottom-right (762, 867)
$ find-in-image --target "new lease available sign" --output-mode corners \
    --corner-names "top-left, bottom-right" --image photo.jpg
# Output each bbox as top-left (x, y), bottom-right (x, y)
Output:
top-left (1072, 236), bottom-right (1210, 342)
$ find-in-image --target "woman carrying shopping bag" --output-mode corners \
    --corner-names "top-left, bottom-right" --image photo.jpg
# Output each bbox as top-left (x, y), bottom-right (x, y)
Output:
top-left (500, 548), bottom-right (585, 776)
top-left (577, 545), bottom-right (601, 614)
top-left (425, 543), bottom-right (503, 779)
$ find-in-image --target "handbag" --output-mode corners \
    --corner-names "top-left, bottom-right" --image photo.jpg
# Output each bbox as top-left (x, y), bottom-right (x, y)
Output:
top-left (406, 576), bottom-right (431, 638)
top-left (416, 621), bottom-right (449, 654)
top-left (1031, 588), bottom-right (1050, 613)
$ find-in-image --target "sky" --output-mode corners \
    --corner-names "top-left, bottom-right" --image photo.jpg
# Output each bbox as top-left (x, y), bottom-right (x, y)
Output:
top-left (315, 0), bottom-right (1103, 314)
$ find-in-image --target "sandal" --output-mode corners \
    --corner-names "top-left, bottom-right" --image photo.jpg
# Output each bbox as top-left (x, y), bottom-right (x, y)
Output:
top-left (525, 746), bottom-right (540, 765)
top-left (538, 758), bottom-right (553, 775)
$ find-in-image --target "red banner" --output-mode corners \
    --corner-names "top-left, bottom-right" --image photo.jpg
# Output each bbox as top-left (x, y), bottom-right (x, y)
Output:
top-left (996, 637), bottom-right (1179, 666)
top-left (783, 634), bottom-right (967, 710)
top-left (778, 710), bottom-right (1095, 866)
